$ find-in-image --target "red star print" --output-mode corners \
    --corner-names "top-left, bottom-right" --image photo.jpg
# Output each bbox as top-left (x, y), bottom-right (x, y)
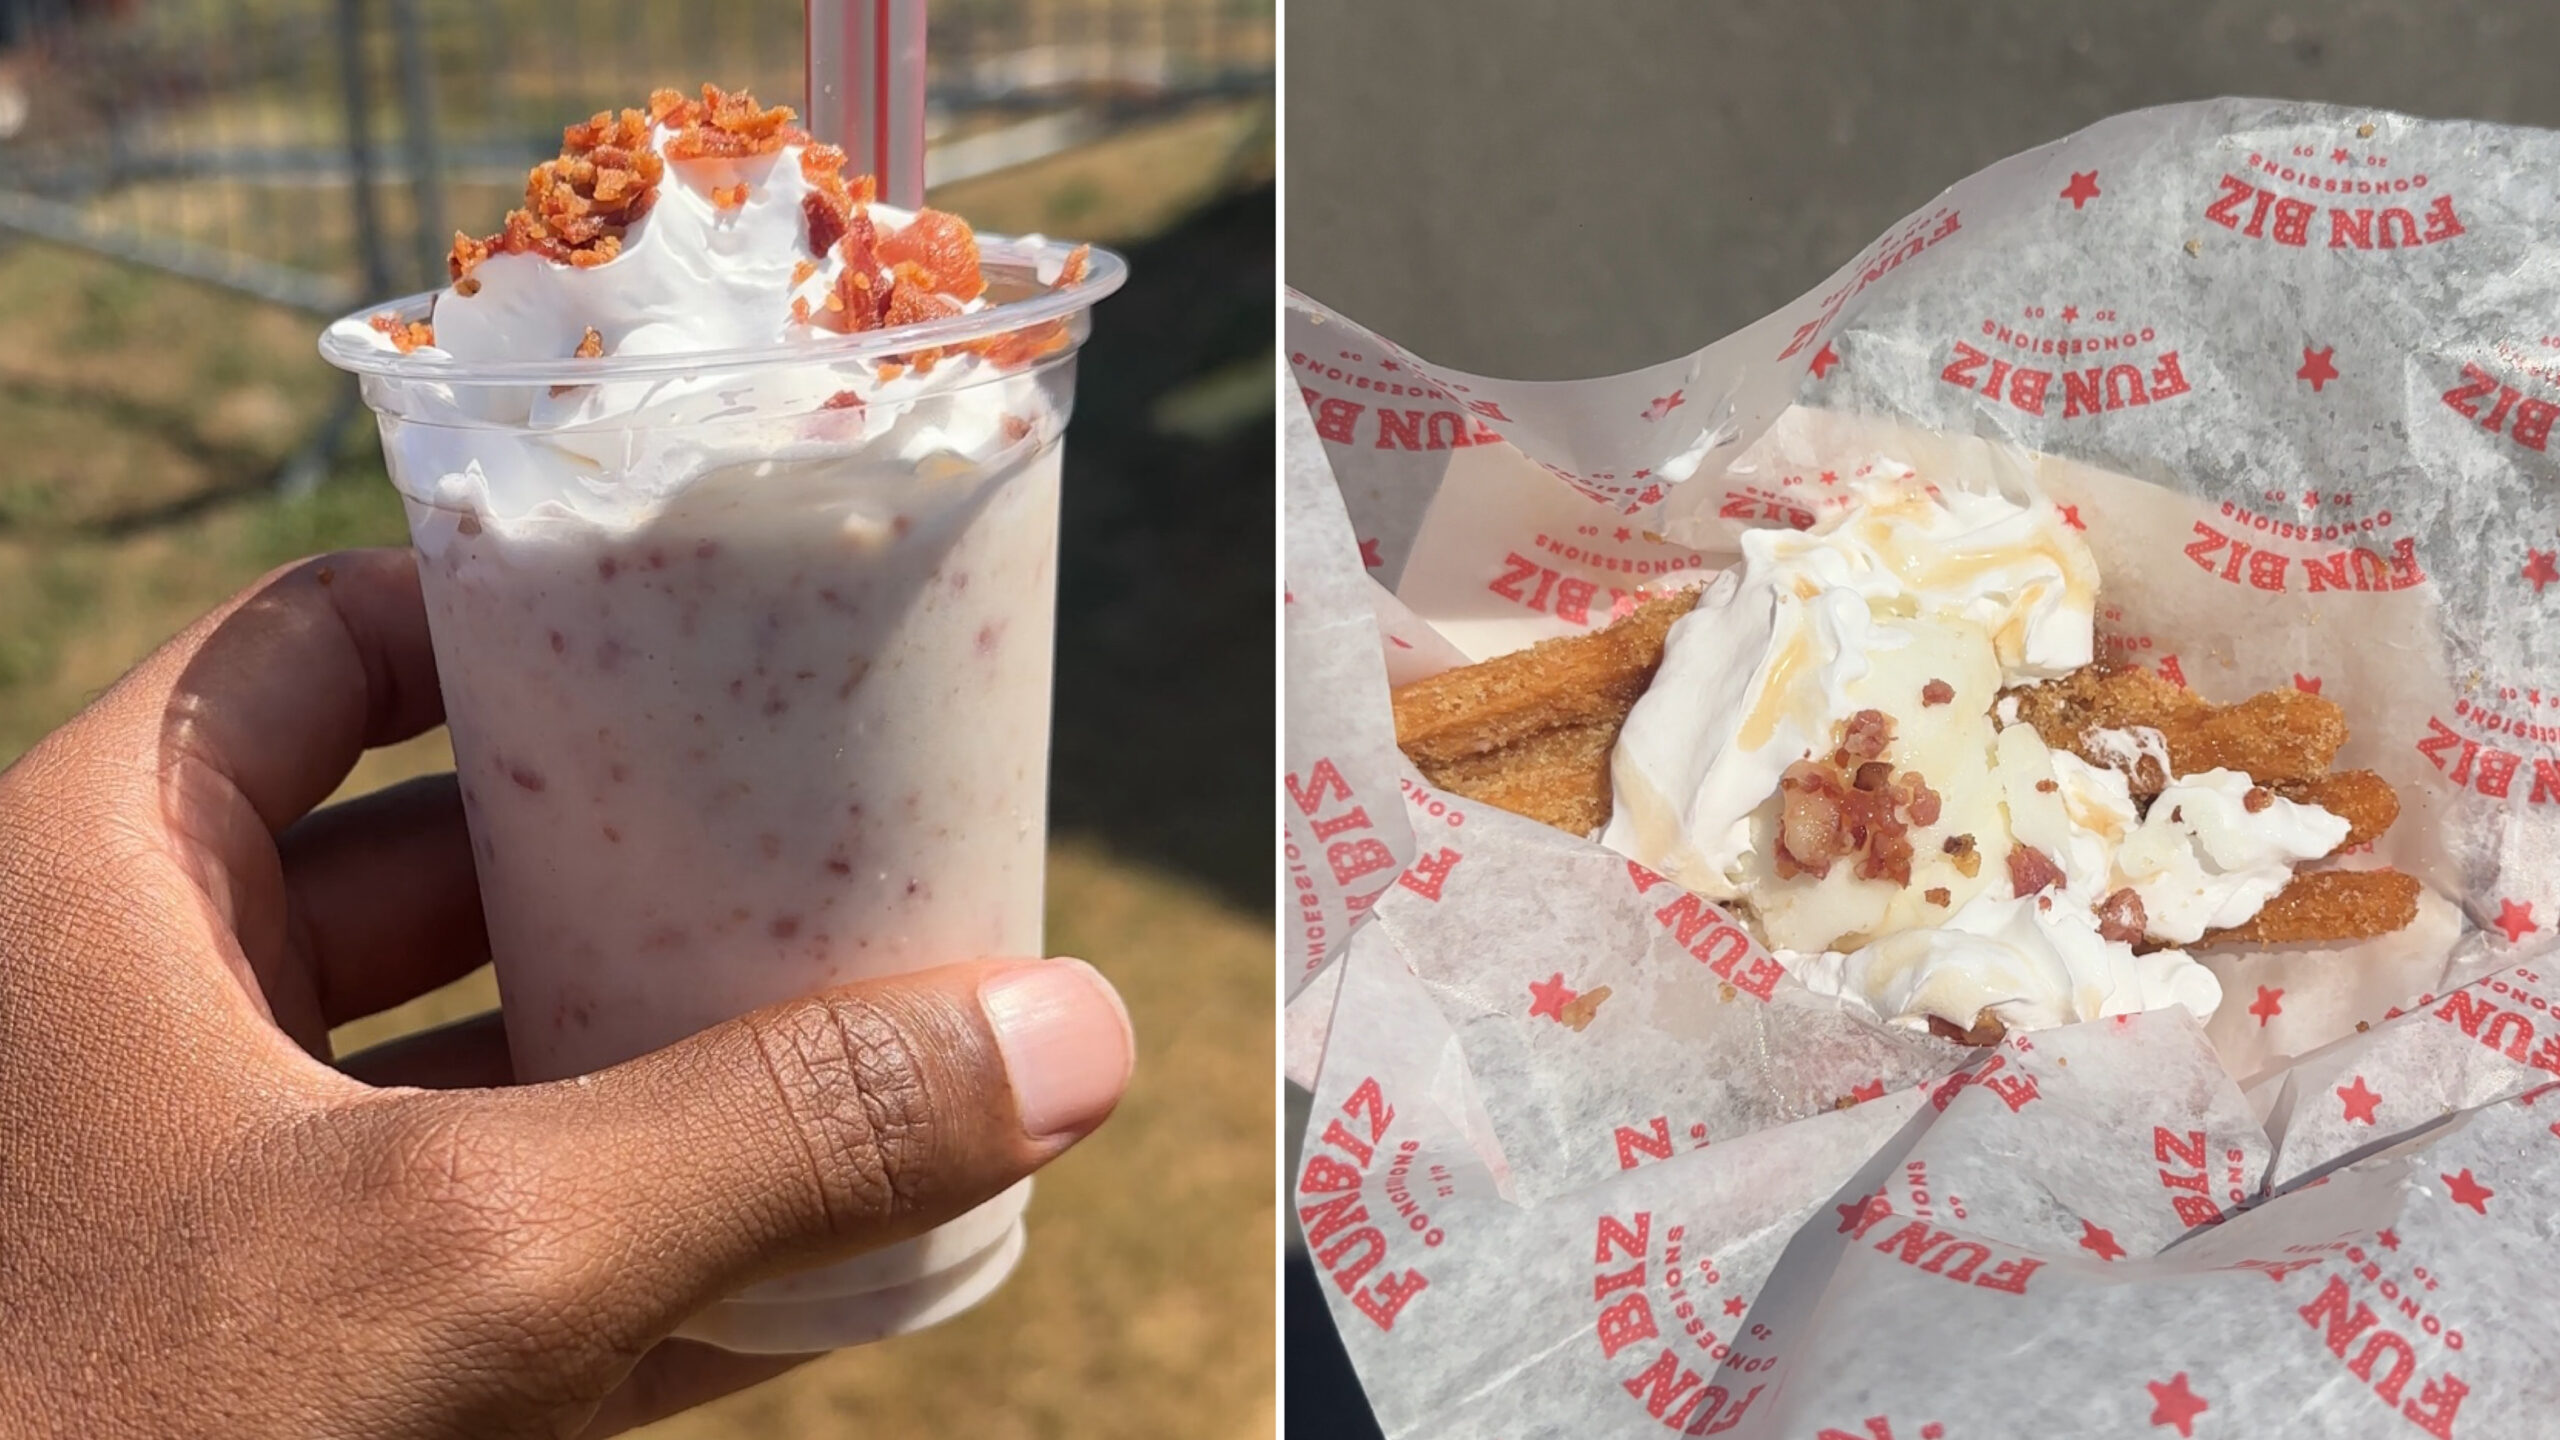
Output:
top-left (2079, 1220), bottom-right (2127, 1262)
top-left (2496, 898), bottom-right (2539, 944)
top-left (1849, 1078), bottom-right (1886, 1103)
top-left (2332, 147), bottom-right (2352, 163)
top-left (2061, 170), bottom-right (2102, 208)
top-left (1528, 973), bottom-right (1577, 1022)
top-left (1644, 390), bottom-right (1686, 422)
top-left (1614, 527), bottom-right (1633, 542)
top-left (2248, 985), bottom-right (2284, 1026)
top-left (2525, 550), bottom-right (2559, 594)
top-left (2147, 1373), bottom-right (2208, 1436)
top-left (2297, 345), bottom-right (2340, 391)
top-left (1631, 467), bottom-right (1652, 481)
top-left (1379, 358), bottom-right (1400, 371)
top-left (1358, 537), bottom-right (1383, 569)
top-left (1922, 1428), bottom-right (1945, 1440)
top-left (2377, 1228), bottom-right (2399, 1250)
top-left (1723, 1296), bottom-right (1748, 1316)
top-left (1810, 342), bottom-right (1841, 379)
top-left (1819, 470), bottom-right (1840, 486)
top-left (2293, 673), bottom-right (2322, 694)
top-left (1836, 1194), bottom-right (1887, 1233)
top-left (2061, 305), bottom-right (2080, 323)
top-left (2057, 503), bottom-right (2086, 531)
top-left (2337, 1076), bottom-right (2382, 1125)
top-left (2443, 1168), bottom-right (2494, 1214)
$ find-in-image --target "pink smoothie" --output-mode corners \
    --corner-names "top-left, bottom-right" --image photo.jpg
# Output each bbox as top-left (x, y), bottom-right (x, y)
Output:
top-left (405, 445), bottom-right (1062, 1082)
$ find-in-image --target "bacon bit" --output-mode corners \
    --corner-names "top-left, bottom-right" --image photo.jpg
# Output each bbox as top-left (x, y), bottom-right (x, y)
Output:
top-left (879, 208), bottom-right (988, 301)
top-left (368, 311), bottom-right (435, 353)
top-left (1773, 712), bottom-right (1938, 886)
top-left (876, 360), bottom-right (907, 382)
top-left (2036, 778), bottom-right (2059, 794)
top-left (1055, 242), bottom-right (1092, 287)
top-left (1001, 414), bottom-right (1034, 443)
top-left (1840, 708), bottom-right (1894, 761)
top-left (1928, 1011), bottom-right (2008, 1047)
top-left (804, 190), bottom-right (850, 257)
top-left (1920, 678), bottom-right (1955, 707)
top-left (451, 107), bottom-right (664, 283)
top-left (1775, 762), bottom-right (1848, 880)
top-left (447, 230), bottom-right (492, 283)
top-left (821, 390), bottom-right (865, 411)
top-left (658, 83), bottom-right (798, 160)
top-left (710, 182), bottom-right (750, 210)
top-left (790, 258), bottom-right (818, 287)
top-left (2094, 887), bottom-right (2148, 945)
top-left (1942, 832), bottom-right (1982, 878)
top-left (2244, 786), bottom-right (2274, 813)
top-left (573, 326), bottom-right (604, 358)
top-left (789, 295), bottom-right (812, 326)
top-left (884, 261), bottom-right (965, 327)
top-left (2007, 843), bottom-right (2065, 898)
top-left (1924, 886), bottom-right (1952, 907)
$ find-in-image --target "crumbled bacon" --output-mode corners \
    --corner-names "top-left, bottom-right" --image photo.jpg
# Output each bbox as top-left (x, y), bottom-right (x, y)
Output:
top-left (884, 261), bottom-right (964, 327)
top-left (820, 390), bottom-right (865, 411)
top-left (1055, 243), bottom-right (1092, 287)
top-left (1920, 678), bottom-right (1955, 707)
top-left (1924, 887), bottom-right (1952, 907)
top-left (879, 208), bottom-right (988, 302)
top-left (369, 311), bottom-right (435, 353)
top-left (2006, 843), bottom-right (2065, 898)
top-left (450, 106), bottom-right (663, 282)
top-left (574, 326), bottom-right (604, 358)
top-left (2244, 786), bottom-right (2273, 813)
top-left (1001, 414), bottom-right (1034, 443)
top-left (1891, 771), bottom-right (1942, 827)
top-left (1775, 763), bottom-right (1848, 880)
top-left (711, 182), bottom-right (749, 210)
top-left (2094, 887), bottom-right (2148, 945)
top-left (1942, 832), bottom-right (1981, 878)
top-left (804, 190), bottom-right (850, 257)
top-left (1840, 708), bottom-right (1893, 761)
top-left (2035, 778), bottom-right (2059, 794)
top-left (1771, 712), bottom-right (1936, 886)
top-left (656, 83), bottom-right (798, 160)
top-left (790, 258), bottom-right (818, 287)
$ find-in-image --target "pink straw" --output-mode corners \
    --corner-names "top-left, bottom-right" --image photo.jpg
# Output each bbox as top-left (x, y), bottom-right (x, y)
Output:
top-left (805, 0), bottom-right (928, 209)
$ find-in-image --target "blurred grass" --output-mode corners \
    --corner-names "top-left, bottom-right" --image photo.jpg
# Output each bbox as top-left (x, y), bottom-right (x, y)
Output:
top-left (0, 102), bottom-right (1272, 1436)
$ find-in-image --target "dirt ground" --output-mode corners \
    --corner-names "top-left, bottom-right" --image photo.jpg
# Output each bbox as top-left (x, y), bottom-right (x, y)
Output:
top-left (0, 101), bottom-right (1274, 1438)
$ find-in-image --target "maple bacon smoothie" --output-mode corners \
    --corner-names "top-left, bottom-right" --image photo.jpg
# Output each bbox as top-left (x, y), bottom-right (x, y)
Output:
top-left (321, 86), bottom-right (1123, 1352)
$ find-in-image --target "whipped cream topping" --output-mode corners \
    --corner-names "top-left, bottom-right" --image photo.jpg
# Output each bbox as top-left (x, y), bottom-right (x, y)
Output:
top-left (2117, 770), bottom-right (2350, 943)
top-left (1786, 889), bottom-right (2223, 1033)
top-left (1604, 471), bottom-right (2348, 1036)
top-left (324, 118), bottom-right (1081, 533)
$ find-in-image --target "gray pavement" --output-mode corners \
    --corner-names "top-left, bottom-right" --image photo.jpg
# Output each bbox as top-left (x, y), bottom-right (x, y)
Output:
top-left (1287, 0), bottom-right (2560, 379)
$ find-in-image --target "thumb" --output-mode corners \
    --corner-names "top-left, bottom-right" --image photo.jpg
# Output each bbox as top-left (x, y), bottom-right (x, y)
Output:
top-left (503, 956), bottom-right (1132, 1342)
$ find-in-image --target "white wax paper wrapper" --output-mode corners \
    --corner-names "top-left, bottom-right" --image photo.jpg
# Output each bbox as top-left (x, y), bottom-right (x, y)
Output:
top-left (1288, 99), bottom-right (2560, 1436)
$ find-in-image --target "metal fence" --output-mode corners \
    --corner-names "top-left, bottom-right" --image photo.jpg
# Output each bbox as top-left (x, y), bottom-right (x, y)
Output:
top-left (0, 0), bottom-right (1273, 313)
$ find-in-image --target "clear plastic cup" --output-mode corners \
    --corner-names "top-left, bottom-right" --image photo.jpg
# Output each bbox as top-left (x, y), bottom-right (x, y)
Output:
top-left (321, 238), bottom-right (1126, 1353)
